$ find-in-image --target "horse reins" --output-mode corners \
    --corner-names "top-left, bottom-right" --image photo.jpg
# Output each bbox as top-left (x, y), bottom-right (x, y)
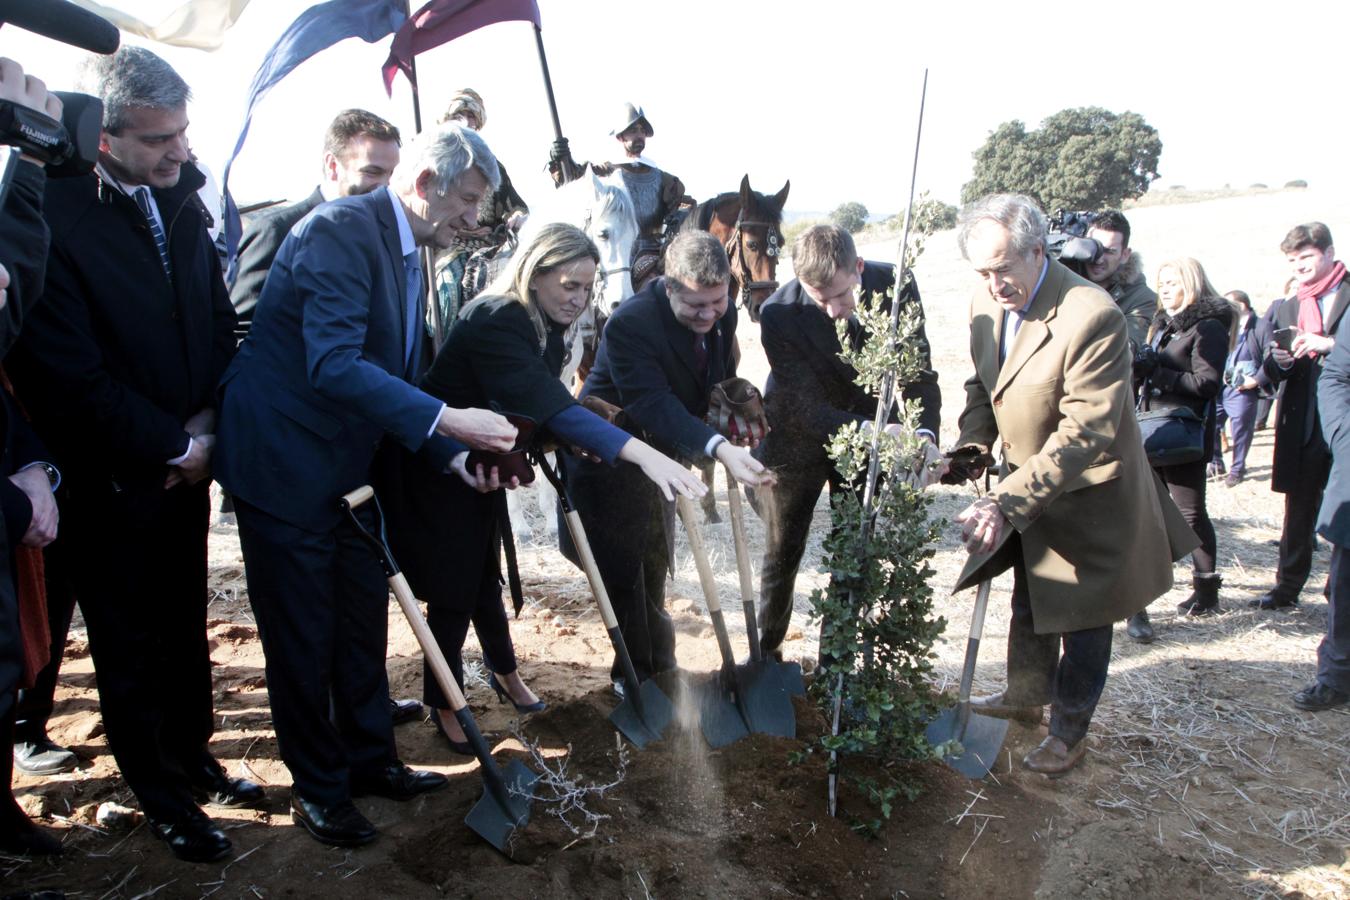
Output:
top-left (725, 214), bottom-right (782, 308)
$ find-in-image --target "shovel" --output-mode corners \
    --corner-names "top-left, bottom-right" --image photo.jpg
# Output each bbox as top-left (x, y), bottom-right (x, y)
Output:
top-left (676, 494), bottom-right (796, 746)
top-left (724, 467), bottom-right (805, 699)
top-left (533, 453), bottom-right (674, 749)
top-left (925, 578), bottom-right (1008, 780)
top-left (339, 486), bottom-right (537, 852)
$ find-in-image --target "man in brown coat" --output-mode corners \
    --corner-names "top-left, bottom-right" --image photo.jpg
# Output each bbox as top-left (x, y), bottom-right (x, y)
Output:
top-left (948, 193), bottom-right (1195, 776)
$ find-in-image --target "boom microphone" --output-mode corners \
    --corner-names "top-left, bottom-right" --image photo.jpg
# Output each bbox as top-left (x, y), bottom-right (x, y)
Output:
top-left (0, 0), bottom-right (120, 55)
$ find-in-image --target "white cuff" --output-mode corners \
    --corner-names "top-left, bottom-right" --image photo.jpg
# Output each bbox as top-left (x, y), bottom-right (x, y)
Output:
top-left (427, 403), bottom-right (447, 439)
top-left (166, 437), bottom-right (193, 466)
top-left (704, 434), bottom-right (726, 458)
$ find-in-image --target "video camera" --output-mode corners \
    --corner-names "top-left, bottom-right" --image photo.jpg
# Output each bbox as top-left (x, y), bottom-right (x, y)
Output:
top-left (0, 0), bottom-right (118, 178)
top-left (1047, 209), bottom-right (1102, 278)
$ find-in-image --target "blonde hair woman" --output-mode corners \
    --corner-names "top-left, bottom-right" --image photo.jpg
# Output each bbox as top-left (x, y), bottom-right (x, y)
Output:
top-left (1134, 257), bottom-right (1233, 617)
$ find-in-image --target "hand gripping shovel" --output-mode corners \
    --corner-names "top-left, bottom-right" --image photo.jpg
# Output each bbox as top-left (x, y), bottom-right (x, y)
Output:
top-left (533, 453), bottom-right (674, 749)
top-left (925, 578), bottom-right (1008, 780)
top-left (724, 469), bottom-right (804, 700)
top-left (339, 486), bottom-right (537, 852)
top-left (676, 494), bottom-right (796, 745)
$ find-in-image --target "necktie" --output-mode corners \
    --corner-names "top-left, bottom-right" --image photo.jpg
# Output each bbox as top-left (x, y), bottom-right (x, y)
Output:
top-left (692, 332), bottom-right (708, 378)
top-left (404, 250), bottom-right (423, 374)
top-left (133, 187), bottom-right (172, 278)
top-left (999, 310), bottom-right (1024, 365)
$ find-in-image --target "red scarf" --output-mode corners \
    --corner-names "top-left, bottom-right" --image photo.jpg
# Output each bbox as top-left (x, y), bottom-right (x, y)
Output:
top-left (1295, 259), bottom-right (1345, 342)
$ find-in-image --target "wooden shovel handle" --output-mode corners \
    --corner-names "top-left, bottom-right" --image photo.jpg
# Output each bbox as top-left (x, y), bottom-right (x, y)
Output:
top-left (387, 570), bottom-right (471, 715)
top-left (561, 509), bottom-right (621, 630)
top-left (723, 467), bottom-right (756, 607)
top-left (675, 494), bottom-right (723, 615)
top-left (341, 485), bottom-right (375, 510)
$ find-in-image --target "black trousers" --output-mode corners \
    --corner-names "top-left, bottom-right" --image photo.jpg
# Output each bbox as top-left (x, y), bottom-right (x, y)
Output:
top-left (234, 498), bottom-right (396, 806)
top-left (1, 515), bottom-right (25, 829)
top-left (561, 456), bottom-right (675, 683)
top-left (423, 542), bottom-right (518, 709)
top-left (1157, 458), bottom-right (1216, 574)
top-left (1004, 541), bottom-right (1113, 746)
top-left (1316, 543), bottom-right (1350, 693)
top-left (1275, 439), bottom-right (1332, 601)
top-left (66, 481), bottom-right (215, 821)
top-left (14, 533), bottom-right (78, 743)
top-left (757, 458), bottom-right (847, 656)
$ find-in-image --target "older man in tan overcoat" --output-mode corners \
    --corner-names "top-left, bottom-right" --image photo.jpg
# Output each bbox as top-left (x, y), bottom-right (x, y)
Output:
top-left (947, 193), bottom-right (1195, 776)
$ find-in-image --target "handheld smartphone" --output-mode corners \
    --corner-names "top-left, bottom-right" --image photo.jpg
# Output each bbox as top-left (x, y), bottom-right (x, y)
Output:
top-left (1273, 326), bottom-right (1299, 351)
top-left (0, 146), bottom-right (22, 212)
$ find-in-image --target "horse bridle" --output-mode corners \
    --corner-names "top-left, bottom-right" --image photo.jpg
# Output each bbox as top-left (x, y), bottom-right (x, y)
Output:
top-left (582, 208), bottom-right (633, 301)
top-left (725, 213), bottom-right (782, 308)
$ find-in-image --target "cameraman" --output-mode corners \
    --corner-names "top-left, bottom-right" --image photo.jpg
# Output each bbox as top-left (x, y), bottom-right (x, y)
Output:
top-left (0, 55), bottom-right (64, 856)
top-left (1086, 210), bottom-right (1156, 352)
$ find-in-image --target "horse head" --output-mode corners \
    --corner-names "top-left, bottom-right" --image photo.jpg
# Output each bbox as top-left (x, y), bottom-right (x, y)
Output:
top-left (585, 171), bottom-right (639, 314)
top-left (690, 176), bottom-right (790, 321)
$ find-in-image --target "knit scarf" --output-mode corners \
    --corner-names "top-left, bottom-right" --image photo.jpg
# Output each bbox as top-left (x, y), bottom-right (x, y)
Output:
top-left (1295, 260), bottom-right (1345, 347)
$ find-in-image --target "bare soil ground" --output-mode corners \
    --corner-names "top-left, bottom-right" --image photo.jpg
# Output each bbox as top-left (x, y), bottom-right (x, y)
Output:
top-left (6, 189), bottom-right (1349, 899)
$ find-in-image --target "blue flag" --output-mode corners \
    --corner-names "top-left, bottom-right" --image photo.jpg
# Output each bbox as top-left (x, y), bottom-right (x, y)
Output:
top-left (222, 0), bottom-right (407, 281)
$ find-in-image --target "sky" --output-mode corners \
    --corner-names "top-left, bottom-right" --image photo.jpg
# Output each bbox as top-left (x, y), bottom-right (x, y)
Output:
top-left (3, 0), bottom-right (1348, 217)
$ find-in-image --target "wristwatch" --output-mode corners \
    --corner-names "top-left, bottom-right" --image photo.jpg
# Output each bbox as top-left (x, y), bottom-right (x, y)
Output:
top-left (32, 462), bottom-right (60, 491)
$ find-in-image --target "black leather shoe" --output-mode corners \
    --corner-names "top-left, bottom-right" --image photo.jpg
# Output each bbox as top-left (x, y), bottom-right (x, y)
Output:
top-left (390, 697), bottom-right (424, 726)
top-left (14, 736), bottom-right (78, 775)
top-left (350, 763), bottom-right (447, 801)
top-left (147, 810), bottom-right (232, 863)
top-left (191, 763), bottom-right (265, 808)
top-left (1292, 682), bottom-right (1349, 712)
top-left (290, 791), bottom-right (376, 847)
top-left (970, 691), bottom-right (1044, 725)
top-left (1249, 590), bottom-right (1298, 611)
top-left (1126, 611), bottom-right (1154, 643)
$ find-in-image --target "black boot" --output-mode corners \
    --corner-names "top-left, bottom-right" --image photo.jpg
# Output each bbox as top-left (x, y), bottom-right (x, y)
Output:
top-left (1126, 610), bottom-right (1154, 643)
top-left (1177, 573), bottom-right (1221, 616)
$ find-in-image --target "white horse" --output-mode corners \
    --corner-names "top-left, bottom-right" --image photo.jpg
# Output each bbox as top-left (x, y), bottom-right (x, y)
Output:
top-left (505, 171), bottom-right (639, 541)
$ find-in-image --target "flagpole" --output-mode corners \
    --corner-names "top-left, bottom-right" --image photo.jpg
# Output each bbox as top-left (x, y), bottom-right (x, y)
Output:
top-left (534, 24), bottom-right (576, 182)
top-left (403, 1), bottom-right (442, 348)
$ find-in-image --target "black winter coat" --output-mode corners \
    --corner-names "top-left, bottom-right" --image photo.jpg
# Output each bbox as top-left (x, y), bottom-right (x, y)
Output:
top-left (1138, 297), bottom-right (1233, 458)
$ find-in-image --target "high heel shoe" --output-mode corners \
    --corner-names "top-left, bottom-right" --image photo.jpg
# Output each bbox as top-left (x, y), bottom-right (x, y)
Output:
top-left (431, 711), bottom-right (473, 756)
top-left (490, 674), bottom-right (547, 714)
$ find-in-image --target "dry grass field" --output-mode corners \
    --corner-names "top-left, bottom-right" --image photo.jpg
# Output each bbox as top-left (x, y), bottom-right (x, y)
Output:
top-left (6, 187), bottom-right (1348, 899)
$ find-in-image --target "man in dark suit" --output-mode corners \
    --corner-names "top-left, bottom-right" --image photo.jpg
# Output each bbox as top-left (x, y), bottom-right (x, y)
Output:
top-left (1301, 335), bottom-right (1350, 710)
top-left (1254, 223), bottom-right (1347, 610)
top-left (563, 231), bottom-right (771, 689)
top-left (229, 109), bottom-right (401, 341)
top-left (215, 123), bottom-right (516, 848)
top-left (7, 48), bottom-right (250, 863)
top-left (754, 224), bottom-right (941, 659)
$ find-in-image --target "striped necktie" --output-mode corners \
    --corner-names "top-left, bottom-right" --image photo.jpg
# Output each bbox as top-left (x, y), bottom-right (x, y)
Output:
top-left (404, 250), bottom-right (423, 374)
top-left (132, 187), bottom-right (172, 278)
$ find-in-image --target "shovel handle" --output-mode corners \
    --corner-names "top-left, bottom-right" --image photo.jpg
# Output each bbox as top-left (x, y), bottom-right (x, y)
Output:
top-left (338, 485), bottom-right (471, 716)
top-left (723, 466), bottom-right (762, 661)
top-left (956, 579), bottom-right (993, 704)
top-left (676, 494), bottom-right (741, 668)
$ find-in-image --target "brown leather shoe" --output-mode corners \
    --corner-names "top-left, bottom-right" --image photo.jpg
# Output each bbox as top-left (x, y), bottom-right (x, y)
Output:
top-left (970, 691), bottom-right (1044, 725)
top-left (1022, 735), bottom-right (1087, 776)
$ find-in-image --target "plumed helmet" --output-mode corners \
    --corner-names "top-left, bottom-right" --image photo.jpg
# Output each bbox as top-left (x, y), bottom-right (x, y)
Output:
top-left (611, 101), bottom-right (653, 138)
top-left (440, 88), bottom-right (486, 130)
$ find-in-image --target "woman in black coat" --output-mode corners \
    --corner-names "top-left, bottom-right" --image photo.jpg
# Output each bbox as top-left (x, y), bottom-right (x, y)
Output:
top-left (386, 223), bottom-right (705, 752)
top-left (1135, 257), bottom-right (1233, 616)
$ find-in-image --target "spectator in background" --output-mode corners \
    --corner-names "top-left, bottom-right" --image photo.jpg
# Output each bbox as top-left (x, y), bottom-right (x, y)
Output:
top-left (1135, 258), bottom-right (1232, 616)
top-left (1211, 290), bottom-right (1271, 486)
top-left (1254, 278), bottom-right (1297, 431)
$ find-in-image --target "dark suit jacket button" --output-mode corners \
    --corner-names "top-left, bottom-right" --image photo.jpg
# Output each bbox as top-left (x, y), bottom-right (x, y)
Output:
top-left (1002, 441), bottom-right (1011, 451)
top-left (993, 399), bottom-right (1003, 407)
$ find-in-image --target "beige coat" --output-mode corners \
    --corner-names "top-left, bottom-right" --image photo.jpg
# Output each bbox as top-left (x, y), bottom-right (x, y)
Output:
top-left (955, 260), bottom-right (1196, 633)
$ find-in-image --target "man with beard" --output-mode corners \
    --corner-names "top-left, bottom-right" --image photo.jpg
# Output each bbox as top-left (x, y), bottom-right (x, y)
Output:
top-left (753, 224), bottom-right (941, 661)
top-left (7, 47), bottom-right (250, 862)
top-left (1085, 210), bottom-right (1156, 353)
top-left (214, 124), bottom-right (516, 848)
top-left (1253, 223), bottom-right (1347, 611)
top-left (230, 109), bottom-right (401, 341)
top-left (548, 102), bottom-right (688, 289)
top-left (948, 193), bottom-right (1194, 775)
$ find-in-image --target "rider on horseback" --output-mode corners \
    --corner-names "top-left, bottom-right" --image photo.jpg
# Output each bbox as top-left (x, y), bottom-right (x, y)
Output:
top-left (548, 102), bottom-right (691, 291)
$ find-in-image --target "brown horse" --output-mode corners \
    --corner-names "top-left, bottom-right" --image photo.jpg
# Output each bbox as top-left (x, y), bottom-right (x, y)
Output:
top-left (681, 175), bottom-right (790, 322)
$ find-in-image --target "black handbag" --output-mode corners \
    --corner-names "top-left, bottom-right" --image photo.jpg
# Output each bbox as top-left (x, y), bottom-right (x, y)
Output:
top-left (1137, 402), bottom-right (1205, 467)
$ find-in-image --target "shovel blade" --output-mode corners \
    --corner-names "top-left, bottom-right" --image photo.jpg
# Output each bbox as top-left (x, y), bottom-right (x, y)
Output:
top-left (465, 760), bottom-right (538, 853)
top-left (697, 678), bottom-right (752, 749)
top-left (739, 663), bottom-right (796, 738)
top-left (772, 660), bottom-right (805, 696)
top-left (926, 706), bottom-right (1008, 780)
top-left (609, 678), bottom-right (675, 749)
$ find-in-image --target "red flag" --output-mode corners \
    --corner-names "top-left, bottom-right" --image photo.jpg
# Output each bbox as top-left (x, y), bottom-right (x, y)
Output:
top-left (382, 0), bottom-right (541, 94)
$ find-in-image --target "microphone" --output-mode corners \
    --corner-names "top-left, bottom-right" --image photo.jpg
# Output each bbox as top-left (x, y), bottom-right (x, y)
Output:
top-left (0, 0), bottom-right (120, 55)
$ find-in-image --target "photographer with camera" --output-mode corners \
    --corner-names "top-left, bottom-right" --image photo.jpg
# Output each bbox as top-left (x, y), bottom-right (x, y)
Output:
top-left (1085, 211), bottom-right (1157, 353)
top-left (0, 54), bottom-right (66, 857)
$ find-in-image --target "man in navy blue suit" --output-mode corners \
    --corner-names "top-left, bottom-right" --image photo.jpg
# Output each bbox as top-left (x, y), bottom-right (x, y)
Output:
top-left (215, 124), bottom-right (516, 847)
